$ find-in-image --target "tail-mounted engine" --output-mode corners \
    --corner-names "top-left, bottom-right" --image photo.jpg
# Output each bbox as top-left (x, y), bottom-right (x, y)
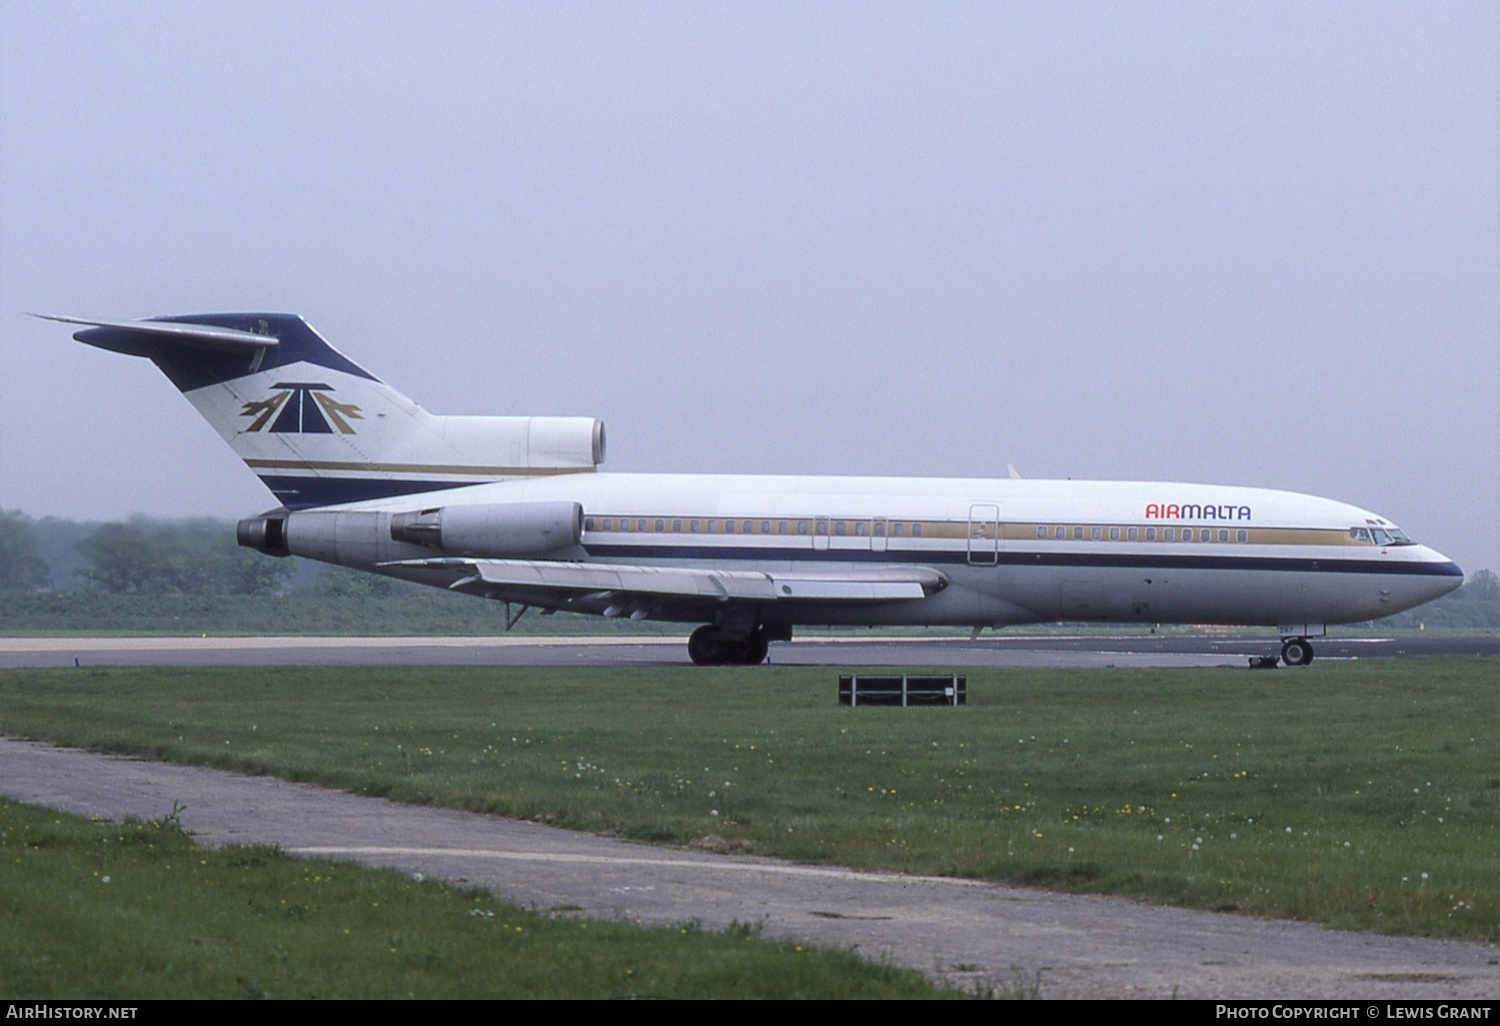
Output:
top-left (389, 501), bottom-right (583, 557)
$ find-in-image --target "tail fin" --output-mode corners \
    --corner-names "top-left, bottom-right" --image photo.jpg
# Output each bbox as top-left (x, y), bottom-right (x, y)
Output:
top-left (41, 313), bottom-right (604, 510)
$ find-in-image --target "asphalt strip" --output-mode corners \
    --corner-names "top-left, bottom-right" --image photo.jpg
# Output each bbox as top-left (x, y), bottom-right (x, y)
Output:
top-left (1, 736), bottom-right (1497, 1000)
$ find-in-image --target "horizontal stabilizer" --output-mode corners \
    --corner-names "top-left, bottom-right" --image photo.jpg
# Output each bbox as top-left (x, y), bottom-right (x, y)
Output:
top-left (382, 557), bottom-right (946, 606)
top-left (32, 313), bottom-right (281, 350)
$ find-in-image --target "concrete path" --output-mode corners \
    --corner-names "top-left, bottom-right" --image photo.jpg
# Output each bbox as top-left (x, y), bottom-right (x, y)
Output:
top-left (2, 737), bottom-right (1496, 999)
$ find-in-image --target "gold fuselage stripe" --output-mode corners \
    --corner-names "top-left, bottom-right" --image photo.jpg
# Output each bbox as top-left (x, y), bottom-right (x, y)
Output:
top-left (578, 515), bottom-right (1374, 549)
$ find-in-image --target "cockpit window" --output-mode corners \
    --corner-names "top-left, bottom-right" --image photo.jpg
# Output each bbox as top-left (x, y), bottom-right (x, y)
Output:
top-left (1352, 526), bottom-right (1415, 546)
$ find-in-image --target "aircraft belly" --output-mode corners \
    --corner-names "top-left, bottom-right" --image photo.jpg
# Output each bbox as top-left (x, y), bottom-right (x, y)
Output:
top-left (994, 561), bottom-right (1434, 627)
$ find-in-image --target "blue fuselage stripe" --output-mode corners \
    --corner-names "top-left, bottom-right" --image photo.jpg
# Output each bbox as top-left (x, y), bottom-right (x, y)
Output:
top-left (579, 543), bottom-right (1462, 577)
top-left (260, 475), bottom-right (478, 509)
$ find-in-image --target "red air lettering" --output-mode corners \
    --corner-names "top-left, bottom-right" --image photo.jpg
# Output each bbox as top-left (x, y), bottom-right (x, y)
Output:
top-left (1144, 502), bottom-right (1252, 520)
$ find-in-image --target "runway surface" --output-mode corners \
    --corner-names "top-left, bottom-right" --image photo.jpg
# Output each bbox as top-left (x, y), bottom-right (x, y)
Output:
top-left (2, 633), bottom-right (1496, 669)
top-left (3, 737), bottom-right (1497, 999)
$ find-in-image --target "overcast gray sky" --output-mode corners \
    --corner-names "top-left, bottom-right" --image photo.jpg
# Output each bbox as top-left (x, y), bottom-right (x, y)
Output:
top-left (2, 2), bottom-right (1496, 574)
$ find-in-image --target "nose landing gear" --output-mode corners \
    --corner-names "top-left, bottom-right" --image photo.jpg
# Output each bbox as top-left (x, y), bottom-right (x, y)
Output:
top-left (1280, 637), bottom-right (1315, 667)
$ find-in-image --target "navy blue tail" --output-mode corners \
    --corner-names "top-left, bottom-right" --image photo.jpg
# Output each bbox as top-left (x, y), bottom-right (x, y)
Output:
top-left (73, 313), bottom-right (380, 393)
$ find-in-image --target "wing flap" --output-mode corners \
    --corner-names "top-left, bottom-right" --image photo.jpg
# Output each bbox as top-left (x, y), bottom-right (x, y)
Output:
top-left (382, 557), bottom-right (945, 606)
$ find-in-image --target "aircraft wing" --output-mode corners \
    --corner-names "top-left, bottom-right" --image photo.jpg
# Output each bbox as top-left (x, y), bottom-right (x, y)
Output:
top-left (381, 556), bottom-right (946, 617)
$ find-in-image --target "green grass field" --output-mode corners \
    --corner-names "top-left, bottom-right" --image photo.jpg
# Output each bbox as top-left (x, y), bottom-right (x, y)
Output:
top-left (0, 799), bottom-right (946, 999)
top-left (1, 658), bottom-right (1495, 947)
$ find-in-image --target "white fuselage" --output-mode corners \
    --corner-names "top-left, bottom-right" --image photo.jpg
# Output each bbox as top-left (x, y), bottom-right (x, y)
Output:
top-left (310, 471), bottom-right (1462, 630)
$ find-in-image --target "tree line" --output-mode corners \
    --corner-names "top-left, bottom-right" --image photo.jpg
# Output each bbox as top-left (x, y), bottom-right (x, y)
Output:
top-left (1, 508), bottom-right (1497, 627)
top-left (1, 510), bottom-right (300, 597)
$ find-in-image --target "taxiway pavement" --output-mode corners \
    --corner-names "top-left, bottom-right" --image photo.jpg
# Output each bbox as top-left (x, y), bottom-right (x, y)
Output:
top-left (1, 633), bottom-right (1495, 669)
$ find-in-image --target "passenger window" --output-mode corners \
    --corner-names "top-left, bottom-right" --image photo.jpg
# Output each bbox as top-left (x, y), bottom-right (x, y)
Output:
top-left (1237, 529), bottom-right (1248, 543)
top-left (1127, 527), bottom-right (1138, 541)
top-left (672, 519), bottom-right (682, 532)
top-left (815, 521), bottom-right (826, 535)
top-left (1199, 529), bottom-right (1210, 542)
top-left (1218, 529), bottom-right (1229, 542)
top-left (1163, 528), bottom-right (1173, 541)
top-left (655, 519), bottom-right (665, 532)
top-left (1109, 527), bottom-right (1120, 541)
top-left (1091, 527), bottom-right (1102, 540)
top-left (745, 521), bottom-right (754, 534)
top-left (1146, 527), bottom-right (1156, 541)
top-left (723, 520), bottom-right (733, 534)
top-left (585, 518), bottom-right (595, 531)
top-left (893, 523), bottom-right (905, 537)
top-left (835, 522), bottom-right (847, 536)
top-left (912, 523), bottom-right (923, 537)
top-left (759, 521), bottom-right (769, 534)
top-left (856, 522), bottom-right (867, 536)
top-left (1037, 526), bottom-right (1047, 539)
top-left (1073, 527), bottom-right (1084, 540)
top-left (798, 521), bottom-right (809, 535)
top-left (778, 521), bottom-right (789, 534)
top-left (1054, 526), bottom-right (1064, 539)
top-left (874, 522), bottom-right (886, 536)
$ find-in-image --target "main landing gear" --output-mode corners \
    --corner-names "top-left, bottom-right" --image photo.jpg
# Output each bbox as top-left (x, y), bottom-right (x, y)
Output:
top-left (688, 625), bottom-right (770, 666)
top-left (1280, 637), bottom-right (1315, 667)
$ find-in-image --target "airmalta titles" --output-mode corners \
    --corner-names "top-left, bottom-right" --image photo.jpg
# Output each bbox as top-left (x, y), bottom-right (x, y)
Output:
top-left (1144, 503), bottom-right (1253, 520)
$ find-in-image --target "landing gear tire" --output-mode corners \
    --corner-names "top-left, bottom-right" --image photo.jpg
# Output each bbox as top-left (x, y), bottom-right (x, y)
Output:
top-left (688, 625), bottom-right (723, 666)
top-left (687, 626), bottom-right (770, 666)
top-left (745, 629), bottom-right (769, 665)
top-left (1280, 638), bottom-right (1314, 667)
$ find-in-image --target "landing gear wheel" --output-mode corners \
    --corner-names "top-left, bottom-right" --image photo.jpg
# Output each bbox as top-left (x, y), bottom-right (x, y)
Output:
top-left (688, 625), bottom-right (723, 666)
top-left (744, 629), bottom-right (769, 665)
top-left (1280, 638), bottom-right (1314, 667)
top-left (688, 626), bottom-right (770, 666)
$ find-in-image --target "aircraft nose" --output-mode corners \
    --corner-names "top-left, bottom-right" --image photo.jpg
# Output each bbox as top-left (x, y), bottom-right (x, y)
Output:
top-left (1420, 547), bottom-right (1464, 600)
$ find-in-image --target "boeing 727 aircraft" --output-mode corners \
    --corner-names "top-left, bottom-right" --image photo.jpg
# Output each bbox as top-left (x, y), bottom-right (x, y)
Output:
top-left (44, 312), bottom-right (1464, 666)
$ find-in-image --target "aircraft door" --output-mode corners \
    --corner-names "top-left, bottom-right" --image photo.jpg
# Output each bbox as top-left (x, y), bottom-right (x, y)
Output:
top-left (813, 516), bottom-right (830, 551)
top-left (967, 503), bottom-right (1000, 566)
top-left (828, 518), bottom-right (873, 554)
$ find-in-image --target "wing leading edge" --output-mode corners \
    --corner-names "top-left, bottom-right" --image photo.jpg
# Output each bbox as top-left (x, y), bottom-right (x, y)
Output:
top-left (32, 313), bottom-right (281, 350)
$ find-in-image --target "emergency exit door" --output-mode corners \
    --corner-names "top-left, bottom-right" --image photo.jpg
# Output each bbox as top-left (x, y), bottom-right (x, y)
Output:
top-left (967, 503), bottom-right (1000, 565)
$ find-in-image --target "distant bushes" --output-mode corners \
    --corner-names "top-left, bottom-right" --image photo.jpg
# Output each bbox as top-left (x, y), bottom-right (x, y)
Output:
top-left (1, 510), bottom-right (1494, 634)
